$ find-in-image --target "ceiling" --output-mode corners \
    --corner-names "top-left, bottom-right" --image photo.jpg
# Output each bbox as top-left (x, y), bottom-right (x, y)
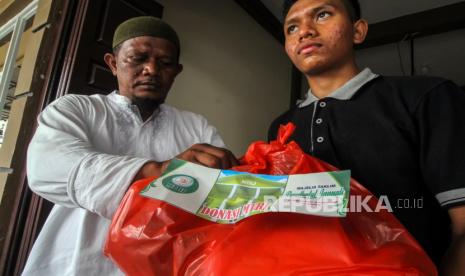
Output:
top-left (260, 0), bottom-right (465, 23)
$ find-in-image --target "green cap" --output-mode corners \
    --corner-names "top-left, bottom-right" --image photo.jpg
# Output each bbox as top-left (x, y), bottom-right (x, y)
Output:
top-left (112, 16), bottom-right (180, 51)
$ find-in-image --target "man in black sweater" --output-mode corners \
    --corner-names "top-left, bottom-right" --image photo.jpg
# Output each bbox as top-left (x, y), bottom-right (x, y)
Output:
top-left (269, 1), bottom-right (465, 275)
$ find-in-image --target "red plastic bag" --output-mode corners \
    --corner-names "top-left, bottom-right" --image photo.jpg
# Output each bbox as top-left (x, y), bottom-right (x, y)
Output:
top-left (104, 123), bottom-right (437, 275)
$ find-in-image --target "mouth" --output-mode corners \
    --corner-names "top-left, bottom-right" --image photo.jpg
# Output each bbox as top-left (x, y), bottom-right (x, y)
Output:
top-left (297, 42), bottom-right (322, 55)
top-left (134, 81), bottom-right (161, 90)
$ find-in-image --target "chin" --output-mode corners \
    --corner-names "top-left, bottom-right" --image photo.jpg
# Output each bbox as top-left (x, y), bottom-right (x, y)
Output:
top-left (132, 96), bottom-right (165, 111)
top-left (135, 89), bottom-right (162, 97)
top-left (298, 65), bottom-right (323, 76)
top-left (299, 61), bottom-right (333, 76)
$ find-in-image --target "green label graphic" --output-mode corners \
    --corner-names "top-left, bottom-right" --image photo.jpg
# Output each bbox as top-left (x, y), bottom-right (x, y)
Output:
top-left (140, 159), bottom-right (351, 224)
top-left (162, 174), bottom-right (199, 194)
top-left (198, 171), bottom-right (287, 223)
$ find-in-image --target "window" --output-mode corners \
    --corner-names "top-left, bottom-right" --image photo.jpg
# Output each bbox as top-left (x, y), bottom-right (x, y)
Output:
top-left (0, 0), bottom-right (37, 148)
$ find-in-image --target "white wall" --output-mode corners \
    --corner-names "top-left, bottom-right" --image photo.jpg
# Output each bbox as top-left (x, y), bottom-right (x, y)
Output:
top-left (158, 0), bottom-right (292, 155)
top-left (359, 0), bottom-right (465, 24)
top-left (356, 28), bottom-right (465, 86)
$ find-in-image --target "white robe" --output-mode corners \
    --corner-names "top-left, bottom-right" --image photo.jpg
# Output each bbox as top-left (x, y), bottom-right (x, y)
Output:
top-left (23, 92), bottom-right (224, 275)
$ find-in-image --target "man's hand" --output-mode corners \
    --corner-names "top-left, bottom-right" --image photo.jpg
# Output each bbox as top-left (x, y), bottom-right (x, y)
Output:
top-left (134, 144), bottom-right (238, 181)
top-left (174, 143), bottom-right (238, 170)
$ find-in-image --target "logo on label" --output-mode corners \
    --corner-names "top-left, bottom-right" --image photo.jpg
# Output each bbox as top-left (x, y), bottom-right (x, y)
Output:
top-left (162, 175), bottom-right (199, 194)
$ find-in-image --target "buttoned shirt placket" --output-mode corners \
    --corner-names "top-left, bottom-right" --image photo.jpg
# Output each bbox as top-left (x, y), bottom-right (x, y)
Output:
top-left (298, 68), bottom-right (379, 155)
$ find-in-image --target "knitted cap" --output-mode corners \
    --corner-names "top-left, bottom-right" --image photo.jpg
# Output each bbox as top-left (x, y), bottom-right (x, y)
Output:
top-left (112, 16), bottom-right (180, 50)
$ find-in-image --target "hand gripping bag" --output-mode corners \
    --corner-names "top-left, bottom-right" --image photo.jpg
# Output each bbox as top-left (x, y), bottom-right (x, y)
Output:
top-left (104, 123), bottom-right (437, 276)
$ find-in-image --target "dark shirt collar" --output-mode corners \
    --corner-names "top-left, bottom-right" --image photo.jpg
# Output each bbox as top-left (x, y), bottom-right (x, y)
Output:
top-left (298, 68), bottom-right (379, 108)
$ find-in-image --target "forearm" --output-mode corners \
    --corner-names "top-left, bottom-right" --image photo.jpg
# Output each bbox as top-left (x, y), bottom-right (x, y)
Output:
top-left (28, 139), bottom-right (152, 217)
top-left (441, 233), bottom-right (465, 276)
top-left (133, 161), bottom-right (169, 181)
top-left (27, 98), bottom-right (236, 217)
top-left (441, 205), bottom-right (465, 276)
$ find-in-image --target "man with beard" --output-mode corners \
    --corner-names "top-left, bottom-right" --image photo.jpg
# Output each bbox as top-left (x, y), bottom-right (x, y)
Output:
top-left (24, 16), bottom-right (237, 275)
top-left (268, 0), bottom-right (465, 275)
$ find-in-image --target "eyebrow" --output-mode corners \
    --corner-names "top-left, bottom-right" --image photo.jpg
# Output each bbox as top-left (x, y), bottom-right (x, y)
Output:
top-left (284, 3), bottom-right (336, 26)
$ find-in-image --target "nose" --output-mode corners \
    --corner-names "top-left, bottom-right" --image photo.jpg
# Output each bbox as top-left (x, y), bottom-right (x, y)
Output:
top-left (299, 22), bottom-right (317, 41)
top-left (142, 60), bottom-right (158, 76)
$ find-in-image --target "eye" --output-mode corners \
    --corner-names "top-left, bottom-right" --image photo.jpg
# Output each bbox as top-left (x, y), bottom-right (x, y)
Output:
top-left (126, 53), bottom-right (147, 64)
top-left (159, 59), bottom-right (174, 66)
top-left (157, 58), bottom-right (176, 68)
top-left (286, 25), bottom-right (298, 35)
top-left (316, 11), bottom-right (331, 21)
top-left (131, 57), bottom-right (143, 63)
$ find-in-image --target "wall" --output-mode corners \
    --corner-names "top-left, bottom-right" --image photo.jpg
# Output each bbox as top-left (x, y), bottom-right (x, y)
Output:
top-left (359, 0), bottom-right (465, 24)
top-left (356, 28), bottom-right (465, 86)
top-left (356, 0), bottom-right (465, 86)
top-left (158, 0), bottom-right (292, 155)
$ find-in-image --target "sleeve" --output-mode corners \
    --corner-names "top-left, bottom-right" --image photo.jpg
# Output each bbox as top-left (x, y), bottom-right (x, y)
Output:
top-left (26, 96), bottom-right (152, 219)
top-left (268, 111), bottom-right (290, 142)
top-left (414, 80), bottom-right (465, 209)
top-left (201, 118), bottom-right (225, 148)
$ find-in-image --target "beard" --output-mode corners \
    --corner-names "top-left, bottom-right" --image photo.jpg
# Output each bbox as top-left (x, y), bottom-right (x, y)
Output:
top-left (131, 96), bottom-right (165, 117)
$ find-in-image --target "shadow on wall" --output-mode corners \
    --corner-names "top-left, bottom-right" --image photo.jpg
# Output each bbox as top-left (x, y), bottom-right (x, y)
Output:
top-left (160, 0), bottom-right (292, 155)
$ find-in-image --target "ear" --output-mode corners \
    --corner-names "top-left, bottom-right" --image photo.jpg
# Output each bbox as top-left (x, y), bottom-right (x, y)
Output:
top-left (353, 19), bottom-right (368, 45)
top-left (104, 53), bottom-right (118, 76)
top-left (174, 63), bottom-right (183, 77)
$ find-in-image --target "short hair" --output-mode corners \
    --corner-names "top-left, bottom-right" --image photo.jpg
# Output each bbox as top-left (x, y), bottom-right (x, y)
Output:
top-left (113, 44), bottom-right (121, 55)
top-left (283, 0), bottom-right (361, 22)
top-left (112, 16), bottom-right (181, 62)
